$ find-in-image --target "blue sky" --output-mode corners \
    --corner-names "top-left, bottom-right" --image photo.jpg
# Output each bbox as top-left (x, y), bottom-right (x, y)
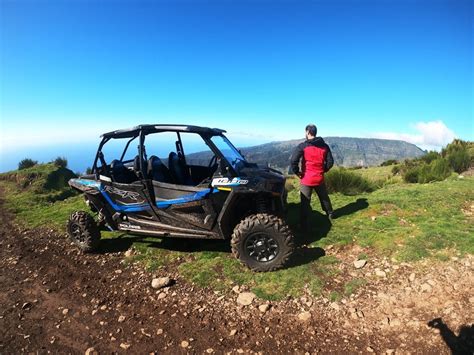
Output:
top-left (0, 0), bottom-right (473, 171)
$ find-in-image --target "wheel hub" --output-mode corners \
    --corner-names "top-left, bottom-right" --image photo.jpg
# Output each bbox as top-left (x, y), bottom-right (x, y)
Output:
top-left (245, 233), bottom-right (279, 262)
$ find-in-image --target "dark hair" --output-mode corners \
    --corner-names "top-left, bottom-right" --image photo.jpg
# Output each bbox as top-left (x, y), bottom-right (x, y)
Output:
top-left (305, 124), bottom-right (317, 136)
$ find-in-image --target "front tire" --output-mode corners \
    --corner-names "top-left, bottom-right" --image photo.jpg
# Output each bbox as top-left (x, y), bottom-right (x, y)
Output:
top-left (67, 211), bottom-right (101, 252)
top-left (231, 213), bottom-right (294, 272)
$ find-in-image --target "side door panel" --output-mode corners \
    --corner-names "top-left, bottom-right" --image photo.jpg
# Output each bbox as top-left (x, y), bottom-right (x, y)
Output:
top-left (152, 181), bottom-right (217, 231)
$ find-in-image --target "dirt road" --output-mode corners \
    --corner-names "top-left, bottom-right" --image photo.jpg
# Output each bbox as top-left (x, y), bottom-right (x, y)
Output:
top-left (0, 191), bottom-right (472, 354)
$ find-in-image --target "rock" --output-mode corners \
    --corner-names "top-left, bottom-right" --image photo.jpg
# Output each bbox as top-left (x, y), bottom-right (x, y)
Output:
top-left (85, 347), bottom-right (98, 355)
top-left (427, 279), bottom-right (436, 286)
top-left (237, 292), bottom-right (256, 306)
top-left (421, 283), bottom-right (432, 293)
top-left (206, 348), bottom-right (214, 353)
top-left (390, 319), bottom-right (401, 327)
top-left (371, 216), bottom-right (377, 221)
top-left (232, 285), bottom-right (240, 293)
top-left (151, 277), bottom-right (171, 289)
top-left (124, 249), bottom-right (133, 257)
top-left (375, 269), bottom-right (386, 278)
top-left (21, 302), bottom-right (31, 310)
top-left (100, 305), bottom-right (107, 311)
top-left (469, 297), bottom-right (474, 303)
top-left (330, 303), bottom-right (340, 311)
top-left (367, 346), bottom-right (374, 352)
top-left (118, 315), bottom-right (126, 323)
top-left (409, 273), bottom-right (415, 282)
top-left (298, 311), bottom-right (312, 322)
top-left (157, 292), bottom-right (166, 300)
top-left (229, 329), bottom-right (237, 336)
top-left (62, 308), bottom-right (69, 315)
top-left (354, 259), bottom-right (367, 269)
top-left (157, 328), bottom-right (164, 335)
top-left (386, 349), bottom-right (395, 354)
top-left (258, 304), bottom-right (270, 313)
top-left (180, 340), bottom-right (189, 348)
top-left (140, 328), bottom-right (151, 337)
top-left (120, 343), bottom-right (131, 350)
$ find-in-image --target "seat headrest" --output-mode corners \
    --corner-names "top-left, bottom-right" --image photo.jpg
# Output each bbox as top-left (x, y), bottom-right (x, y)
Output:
top-left (148, 155), bottom-right (164, 170)
top-left (110, 159), bottom-right (124, 170)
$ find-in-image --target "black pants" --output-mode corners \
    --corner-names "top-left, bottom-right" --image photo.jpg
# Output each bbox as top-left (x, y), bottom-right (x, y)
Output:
top-left (300, 183), bottom-right (333, 229)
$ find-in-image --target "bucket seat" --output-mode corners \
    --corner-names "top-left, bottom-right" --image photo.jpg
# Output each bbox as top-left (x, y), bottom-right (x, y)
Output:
top-left (168, 152), bottom-right (193, 185)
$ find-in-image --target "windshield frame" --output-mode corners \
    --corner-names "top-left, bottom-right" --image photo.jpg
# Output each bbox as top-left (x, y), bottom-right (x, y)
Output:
top-left (207, 134), bottom-right (247, 174)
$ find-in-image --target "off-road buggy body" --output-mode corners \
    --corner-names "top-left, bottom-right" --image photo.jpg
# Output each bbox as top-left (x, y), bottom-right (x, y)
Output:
top-left (68, 124), bottom-right (294, 271)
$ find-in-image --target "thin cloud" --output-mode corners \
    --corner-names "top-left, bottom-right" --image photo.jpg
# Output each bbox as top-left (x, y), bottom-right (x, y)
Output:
top-left (0, 125), bottom-right (105, 153)
top-left (372, 120), bottom-right (457, 151)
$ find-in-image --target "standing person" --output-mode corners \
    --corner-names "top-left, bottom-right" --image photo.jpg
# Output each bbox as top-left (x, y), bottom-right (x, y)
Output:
top-left (290, 124), bottom-right (335, 231)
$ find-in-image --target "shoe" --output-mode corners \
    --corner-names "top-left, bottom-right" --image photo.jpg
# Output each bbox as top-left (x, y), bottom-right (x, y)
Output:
top-left (327, 212), bottom-right (335, 221)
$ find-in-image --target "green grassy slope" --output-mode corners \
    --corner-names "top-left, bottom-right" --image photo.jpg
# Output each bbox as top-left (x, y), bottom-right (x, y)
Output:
top-left (1, 164), bottom-right (472, 300)
top-left (0, 164), bottom-right (85, 228)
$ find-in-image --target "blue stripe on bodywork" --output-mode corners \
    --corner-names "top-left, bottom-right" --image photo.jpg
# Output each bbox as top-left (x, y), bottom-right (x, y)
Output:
top-left (73, 179), bottom-right (219, 212)
top-left (156, 188), bottom-right (217, 208)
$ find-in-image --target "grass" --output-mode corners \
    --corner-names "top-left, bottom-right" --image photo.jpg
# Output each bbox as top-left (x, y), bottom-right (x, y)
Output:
top-left (0, 164), bottom-right (85, 228)
top-left (352, 165), bottom-right (397, 182)
top-left (344, 278), bottom-right (367, 296)
top-left (1, 163), bottom-right (473, 301)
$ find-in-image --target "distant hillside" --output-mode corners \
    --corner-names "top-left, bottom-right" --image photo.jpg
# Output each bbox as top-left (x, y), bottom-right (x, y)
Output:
top-left (188, 137), bottom-right (425, 172)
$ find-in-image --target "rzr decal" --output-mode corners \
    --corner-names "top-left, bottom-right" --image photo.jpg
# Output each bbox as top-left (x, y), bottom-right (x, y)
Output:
top-left (103, 185), bottom-right (145, 203)
top-left (211, 177), bottom-right (249, 187)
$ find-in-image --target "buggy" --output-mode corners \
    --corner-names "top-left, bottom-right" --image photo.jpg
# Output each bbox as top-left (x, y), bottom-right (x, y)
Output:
top-left (67, 124), bottom-right (294, 271)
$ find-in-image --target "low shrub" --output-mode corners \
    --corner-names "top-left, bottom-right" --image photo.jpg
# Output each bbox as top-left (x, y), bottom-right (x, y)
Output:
top-left (325, 167), bottom-right (375, 195)
top-left (419, 151), bottom-right (440, 164)
top-left (391, 165), bottom-right (401, 175)
top-left (447, 149), bottom-right (470, 173)
top-left (442, 139), bottom-right (473, 173)
top-left (381, 159), bottom-right (398, 166)
top-left (53, 156), bottom-right (68, 168)
top-left (18, 158), bottom-right (38, 170)
top-left (403, 158), bottom-right (452, 183)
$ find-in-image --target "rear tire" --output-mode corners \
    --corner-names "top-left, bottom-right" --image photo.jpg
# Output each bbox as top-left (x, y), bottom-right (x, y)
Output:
top-left (67, 211), bottom-right (100, 252)
top-left (231, 213), bottom-right (294, 272)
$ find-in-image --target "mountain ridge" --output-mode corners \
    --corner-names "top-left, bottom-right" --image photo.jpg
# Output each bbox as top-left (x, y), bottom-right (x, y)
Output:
top-left (188, 136), bottom-right (425, 172)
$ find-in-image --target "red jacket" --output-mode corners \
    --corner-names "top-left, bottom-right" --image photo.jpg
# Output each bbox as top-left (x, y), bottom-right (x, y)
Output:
top-left (290, 137), bottom-right (334, 186)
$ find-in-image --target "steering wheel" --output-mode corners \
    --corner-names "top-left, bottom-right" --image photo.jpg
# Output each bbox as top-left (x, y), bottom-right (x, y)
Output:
top-left (208, 154), bottom-right (218, 169)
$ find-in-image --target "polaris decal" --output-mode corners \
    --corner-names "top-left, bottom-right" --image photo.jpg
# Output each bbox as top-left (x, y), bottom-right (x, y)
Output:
top-left (103, 185), bottom-right (144, 202)
top-left (119, 223), bottom-right (141, 230)
top-left (211, 177), bottom-right (249, 187)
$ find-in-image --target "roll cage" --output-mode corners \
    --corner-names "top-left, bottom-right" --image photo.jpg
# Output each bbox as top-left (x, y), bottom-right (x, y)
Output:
top-left (91, 124), bottom-right (245, 181)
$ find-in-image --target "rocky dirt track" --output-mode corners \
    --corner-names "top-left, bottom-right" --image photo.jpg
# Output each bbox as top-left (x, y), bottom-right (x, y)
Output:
top-left (0, 192), bottom-right (473, 354)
